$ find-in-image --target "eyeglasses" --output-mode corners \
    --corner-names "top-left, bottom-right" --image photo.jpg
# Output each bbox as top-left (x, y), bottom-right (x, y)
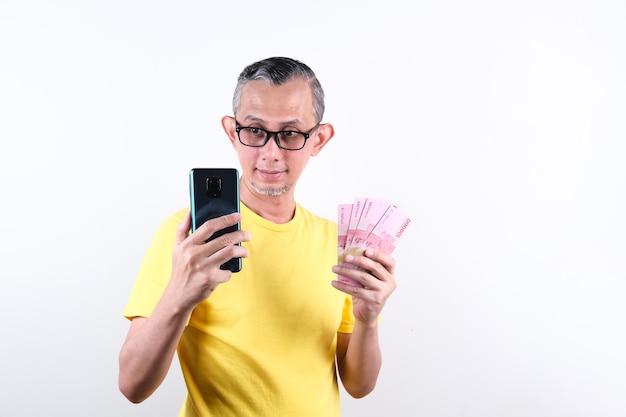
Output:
top-left (234, 120), bottom-right (319, 151)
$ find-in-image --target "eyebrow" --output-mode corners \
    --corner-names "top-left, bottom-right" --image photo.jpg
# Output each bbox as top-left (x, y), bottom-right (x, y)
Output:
top-left (240, 115), bottom-right (304, 129)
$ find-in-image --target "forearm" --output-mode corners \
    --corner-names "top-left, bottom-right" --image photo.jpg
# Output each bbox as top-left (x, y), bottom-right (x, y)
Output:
top-left (338, 320), bottom-right (382, 398)
top-left (118, 293), bottom-right (192, 403)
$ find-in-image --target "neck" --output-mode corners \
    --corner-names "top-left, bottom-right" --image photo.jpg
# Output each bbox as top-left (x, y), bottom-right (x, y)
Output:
top-left (240, 181), bottom-right (296, 224)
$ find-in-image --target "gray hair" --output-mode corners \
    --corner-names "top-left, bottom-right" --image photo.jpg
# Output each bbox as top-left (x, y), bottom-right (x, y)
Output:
top-left (232, 57), bottom-right (325, 124)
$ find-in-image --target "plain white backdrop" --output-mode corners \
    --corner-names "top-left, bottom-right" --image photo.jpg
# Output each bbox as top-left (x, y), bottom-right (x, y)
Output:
top-left (1, 1), bottom-right (625, 416)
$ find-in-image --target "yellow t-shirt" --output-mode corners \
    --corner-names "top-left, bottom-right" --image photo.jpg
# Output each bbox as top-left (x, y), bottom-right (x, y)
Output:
top-left (123, 203), bottom-right (355, 417)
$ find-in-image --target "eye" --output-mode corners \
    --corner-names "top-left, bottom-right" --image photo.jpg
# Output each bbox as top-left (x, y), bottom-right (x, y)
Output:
top-left (246, 127), bottom-right (266, 137)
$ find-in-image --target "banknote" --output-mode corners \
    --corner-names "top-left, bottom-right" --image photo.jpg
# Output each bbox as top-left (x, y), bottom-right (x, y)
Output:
top-left (345, 198), bottom-right (394, 255)
top-left (337, 203), bottom-right (353, 260)
top-left (343, 197), bottom-right (366, 251)
top-left (337, 202), bottom-right (360, 287)
top-left (337, 198), bottom-right (411, 287)
top-left (361, 204), bottom-right (411, 254)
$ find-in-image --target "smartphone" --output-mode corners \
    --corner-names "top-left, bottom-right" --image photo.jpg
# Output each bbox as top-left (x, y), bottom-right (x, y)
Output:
top-left (189, 168), bottom-right (241, 272)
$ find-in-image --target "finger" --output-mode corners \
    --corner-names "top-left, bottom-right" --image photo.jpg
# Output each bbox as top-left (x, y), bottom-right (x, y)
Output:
top-left (330, 275), bottom-right (380, 301)
top-left (345, 251), bottom-right (396, 281)
top-left (213, 240), bottom-right (250, 266)
top-left (194, 229), bottom-right (251, 270)
top-left (332, 263), bottom-right (381, 290)
top-left (191, 212), bottom-right (242, 245)
top-left (214, 228), bottom-right (251, 248)
top-left (176, 211), bottom-right (192, 244)
top-left (331, 278), bottom-right (366, 295)
top-left (190, 239), bottom-right (249, 282)
top-left (364, 249), bottom-right (396, 274)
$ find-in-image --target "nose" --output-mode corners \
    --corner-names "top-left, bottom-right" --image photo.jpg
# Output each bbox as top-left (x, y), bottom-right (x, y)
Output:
top-left (260, 132), bottom-right (282, 159)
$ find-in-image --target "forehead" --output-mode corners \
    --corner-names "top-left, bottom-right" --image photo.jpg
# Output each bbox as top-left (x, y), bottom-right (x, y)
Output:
top-left (237, 78), bottom-right (315, 125)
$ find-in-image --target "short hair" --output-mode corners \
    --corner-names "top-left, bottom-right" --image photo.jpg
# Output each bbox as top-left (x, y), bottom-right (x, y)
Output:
top-left (232, 57), bottom-right (325, 124)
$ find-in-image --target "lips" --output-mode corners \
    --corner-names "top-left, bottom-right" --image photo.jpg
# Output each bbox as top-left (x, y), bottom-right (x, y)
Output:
top-left (257, 169), bottom-right (284, 180)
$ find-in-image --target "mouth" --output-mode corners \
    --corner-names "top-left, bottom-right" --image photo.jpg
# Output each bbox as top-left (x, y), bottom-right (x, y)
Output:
top-left (256, 168), bottom-right (285, 180)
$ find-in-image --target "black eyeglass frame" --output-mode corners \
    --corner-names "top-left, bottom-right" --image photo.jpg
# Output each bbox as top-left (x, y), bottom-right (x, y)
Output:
top-left (234, 120), bottom-right (320, 151)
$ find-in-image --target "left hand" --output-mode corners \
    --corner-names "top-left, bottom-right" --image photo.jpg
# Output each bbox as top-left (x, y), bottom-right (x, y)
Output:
top-left (331, 249), bottom-right (397, 323)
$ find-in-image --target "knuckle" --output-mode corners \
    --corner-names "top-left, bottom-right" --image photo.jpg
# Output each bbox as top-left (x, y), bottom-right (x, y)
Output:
top-left (191, 260), bottom-right (204, 273)
top-left (185, 254), bottom-right (202, 273)
top-left (197, 221), bottom-right (212, 236)
top-left (217, 215), bottom-right (229, 228)
top-left (218, 233), bottom-right (235, 246)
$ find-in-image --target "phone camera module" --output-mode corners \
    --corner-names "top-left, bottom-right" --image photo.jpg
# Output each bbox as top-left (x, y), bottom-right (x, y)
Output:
top-left (206, 177), bottom-right (222, 197)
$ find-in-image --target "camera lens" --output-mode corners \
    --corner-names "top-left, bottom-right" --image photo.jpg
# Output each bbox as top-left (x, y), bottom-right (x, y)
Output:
top-left (206, 177), bottom-right (222, 197)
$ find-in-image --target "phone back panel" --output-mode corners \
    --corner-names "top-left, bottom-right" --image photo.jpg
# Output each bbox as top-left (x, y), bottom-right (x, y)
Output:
top-left (189, 168), bottom-right (241, 272)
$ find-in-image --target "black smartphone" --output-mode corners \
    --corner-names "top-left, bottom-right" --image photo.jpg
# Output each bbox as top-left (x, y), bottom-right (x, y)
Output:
top-left (189, 168), bottom-right (241, 272)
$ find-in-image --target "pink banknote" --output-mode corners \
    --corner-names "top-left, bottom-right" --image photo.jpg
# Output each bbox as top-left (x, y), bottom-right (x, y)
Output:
top-left (337, 198), bottom-right (411, 287)
top-left (347, 198), bottom-right (394, 251)
top-left (337, 203), bottom-right (353, 262)
top-left (343, 197), bottom-right (366, 251)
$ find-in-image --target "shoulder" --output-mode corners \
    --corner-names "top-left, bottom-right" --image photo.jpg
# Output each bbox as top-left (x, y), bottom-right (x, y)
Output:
top-left (162, 207), bottom-right (188, 226)
top-left (150, 208), bottom-right (188, 242)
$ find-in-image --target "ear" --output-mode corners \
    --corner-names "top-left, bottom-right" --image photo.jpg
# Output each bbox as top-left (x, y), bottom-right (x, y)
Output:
top-left (221, 116), bottom-right (238, 149)
top-left (310, 123), bottom-right (335, 157)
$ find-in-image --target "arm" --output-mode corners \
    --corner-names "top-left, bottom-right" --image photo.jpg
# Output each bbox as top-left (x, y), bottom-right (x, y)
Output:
top-left (332, 249), bottom-right (397, 398)
top-left (118, 212), bottom-right (250, 403)
top-left (118, 310), bottom-right (189, 403)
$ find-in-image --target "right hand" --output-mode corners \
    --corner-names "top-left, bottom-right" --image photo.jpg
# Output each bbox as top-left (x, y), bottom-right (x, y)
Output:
top-left (168, 211), bottom-right (250, 310)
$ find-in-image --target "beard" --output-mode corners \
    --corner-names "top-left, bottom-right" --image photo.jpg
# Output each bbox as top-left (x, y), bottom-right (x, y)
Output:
top-left (250, 181), bottom-right (291, 197)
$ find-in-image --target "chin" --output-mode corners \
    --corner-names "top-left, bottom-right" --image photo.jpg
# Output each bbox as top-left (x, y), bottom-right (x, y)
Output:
top-left (251, 181), bottom-right (291, 197)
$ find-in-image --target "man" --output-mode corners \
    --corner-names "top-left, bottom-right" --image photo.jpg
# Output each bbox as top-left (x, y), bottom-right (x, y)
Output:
top-left (119, 56), bottom-right (397, 416)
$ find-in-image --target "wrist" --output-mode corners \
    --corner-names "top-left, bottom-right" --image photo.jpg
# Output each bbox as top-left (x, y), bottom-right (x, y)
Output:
top-left (354, 317), bottom-right (379, 331)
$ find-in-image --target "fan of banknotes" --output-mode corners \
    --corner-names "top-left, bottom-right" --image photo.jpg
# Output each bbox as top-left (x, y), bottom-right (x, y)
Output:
top-left (337, 198), bottom-right (412, 287)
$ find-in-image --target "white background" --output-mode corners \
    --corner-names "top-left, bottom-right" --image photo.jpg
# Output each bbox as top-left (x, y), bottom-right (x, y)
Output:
top-left (1, 1), bottom-right (625, 416)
